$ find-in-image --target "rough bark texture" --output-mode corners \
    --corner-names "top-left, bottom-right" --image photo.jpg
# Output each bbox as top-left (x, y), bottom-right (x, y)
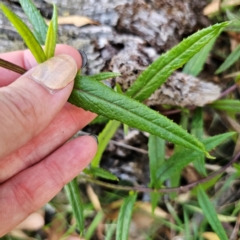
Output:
top-left (0, 0), bottom-right (220, 107)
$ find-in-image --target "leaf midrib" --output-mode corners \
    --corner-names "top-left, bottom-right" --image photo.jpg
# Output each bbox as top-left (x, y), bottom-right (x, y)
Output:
top-left (73, 86), bottom-right (203, 151)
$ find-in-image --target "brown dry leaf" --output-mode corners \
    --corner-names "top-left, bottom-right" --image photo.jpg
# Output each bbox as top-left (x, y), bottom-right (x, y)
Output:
top-left (135, 201), bottom-right (168, 219)
top-left (57, 15), bottom-right (100, 27)
top-left (204, 0), bottom-right (220, 15)
top-left (202, 232), bottom-right (220, 240)
top-left (15, 212), bottom-right (44, 231)
top-left (204, 0), bottom-right (240, 15)
top-left (182, 165), bottom-right (202, 183)
top-left (86, 184), bottom-right (102, 211)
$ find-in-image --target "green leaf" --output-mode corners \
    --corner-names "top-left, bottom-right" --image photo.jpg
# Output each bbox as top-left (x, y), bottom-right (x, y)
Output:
top-left (44, 4), bottom-right (58, 59)
top-left (197, 186), bottom-right (228, 240)
top-left (148, 135), bottom-right (165, 186)
top-left (156, 132), bottom-right (236, 183)
top-left (150, 192), bottom-right (161, 214)
top-left (169, 110), bottom-right (188, 200)
top-left (69, 76), bottom-right (207, 154)
top-left (91, 120), bottom-right (121, 167)
top-left (183, 206), bottom-right (191, 239)
top-left (19, 0), bottom-right (48, 45)
top-left (216, 43), bottom-right (240, 74)
top-left (0, 3), bottom-right (46, 63)
top-left (44, 21), bottom-right (55, 59)
top-left (148, 135), bottom-right (165, 212)
top-left (210, 99), bottom-right (240, 113)
top-left (85, 211), bottom-right (104, 240)
top-left (116, 193), bottom-right (137, 240)
top-left (125, 22), bottom-right (229, 102)
top-left (226, 10), bottom-right (240, 22)
top-left (85, 167), bottom-right (119, 181)
top-left (90, 115), bottom-right (109, 124)
top-left (105, 221), bottom-right (117, 240)
top-left (191, 108), bottom-right (206, 176)
top-left (64, 178), bottom-right (84, 234)
top-left (87, 72), bottom-right (121, 81)
top-left (183, 36), bottom-right (218, 76)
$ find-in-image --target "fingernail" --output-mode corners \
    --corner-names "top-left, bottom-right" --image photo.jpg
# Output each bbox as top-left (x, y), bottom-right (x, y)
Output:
top-left (79, 50), bottom-right (88, 68)
top-left (89, 134), bottom-right (99, 145)
top-left (30, 54), bottom-right (77, 91)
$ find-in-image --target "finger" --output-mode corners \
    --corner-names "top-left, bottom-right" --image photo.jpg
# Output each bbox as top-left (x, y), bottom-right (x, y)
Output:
top-left (0, 55), bottom-right (77, 158)
top-left (0, 103), bottom-right (96, 183)
top-left (0, 44), bottom-right (82, 86)
top-left (0, 135), bottom-right (98, 236)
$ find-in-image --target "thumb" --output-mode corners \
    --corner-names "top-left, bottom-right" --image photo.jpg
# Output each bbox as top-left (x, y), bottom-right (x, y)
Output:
top-left (0, 54), bottom-right (78, 158)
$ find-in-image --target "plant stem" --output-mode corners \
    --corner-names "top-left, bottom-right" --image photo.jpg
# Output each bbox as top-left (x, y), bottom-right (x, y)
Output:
top-left (0, 58), bottom-right (27, 74)
top-left (82, 151), bottom-right (240, 194)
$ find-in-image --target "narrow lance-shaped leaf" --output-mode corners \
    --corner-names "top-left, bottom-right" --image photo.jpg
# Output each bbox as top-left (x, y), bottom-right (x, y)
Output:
top-left (148, 135), bottom-right (165, 186)
top-left (44, 4), bottom-right (58, 59)
top-left (216, 44), bottom-right (240, 74)
top-left (183, 35), bottom-right (218, 76)
top-left (69, 75), bottom-right (207, 154)
top-left (210, 99), bottom-right (240, 113)
top-left (191, 107), bottom-right (206, 176)
top-left (85, 211), bottom-right (104, 240)
top-left (64, 178), bottom-right (84, 234)
top-left (116, 193), bottom-right (137, 240)
top-left (91, 120), bottom-right (121, 167)
top-left (84, 167), bottom-right (119, 181)
top-left (19, 0), bottom-right (48, 44)
top-left (169, 110), bottom-right (189, 200)
top-left (0, 4), bottom-right (46, 63)
top-left (197, 186), bottom-right (228, 240)
top-left (125, 22), bottom-right (229, 102)
top-left (156, 132), bottom-right (236, 183)
top-left (148, 135), bottom-right (165, 212)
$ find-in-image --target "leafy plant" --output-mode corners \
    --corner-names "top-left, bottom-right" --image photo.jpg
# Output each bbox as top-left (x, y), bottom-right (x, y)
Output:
top-left (0, 1), bottom-right (236, 239)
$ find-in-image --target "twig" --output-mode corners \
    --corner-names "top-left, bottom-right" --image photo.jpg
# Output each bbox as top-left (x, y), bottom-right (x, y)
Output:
top-left (218, 84), bottom-right (238, 99)
top-left (0, 58), bottom-right (27, 74)
top-left (82, 151), bottom-right (240, 193)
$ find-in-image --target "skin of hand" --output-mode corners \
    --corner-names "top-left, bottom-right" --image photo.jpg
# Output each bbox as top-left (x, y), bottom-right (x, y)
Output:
top-left (0, 44), bottom-right (98, 236)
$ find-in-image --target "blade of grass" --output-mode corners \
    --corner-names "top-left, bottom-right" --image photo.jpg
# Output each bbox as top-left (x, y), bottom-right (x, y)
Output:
top-left (216, 44), bottom-right (240, 74)
top-left (19, 0), bottom-right (48, 44)
top-left (116, 193), bottom-right (137, 240)
top-left (85, 211), bottom-right (104, 240)
top-left (64, 178), bottom-right (84, 234)
top-left (197, 186), bottom-right (229, 240)
top-left (0, 3), bottom-right (46, 63)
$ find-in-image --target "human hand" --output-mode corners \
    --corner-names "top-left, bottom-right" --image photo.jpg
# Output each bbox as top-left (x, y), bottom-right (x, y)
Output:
top-left (0, 45), bottom-right (98, 236)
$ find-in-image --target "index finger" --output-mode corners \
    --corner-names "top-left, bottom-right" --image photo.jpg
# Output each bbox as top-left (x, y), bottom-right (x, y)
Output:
top-left (0, 44), bottom-right (83, 87)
